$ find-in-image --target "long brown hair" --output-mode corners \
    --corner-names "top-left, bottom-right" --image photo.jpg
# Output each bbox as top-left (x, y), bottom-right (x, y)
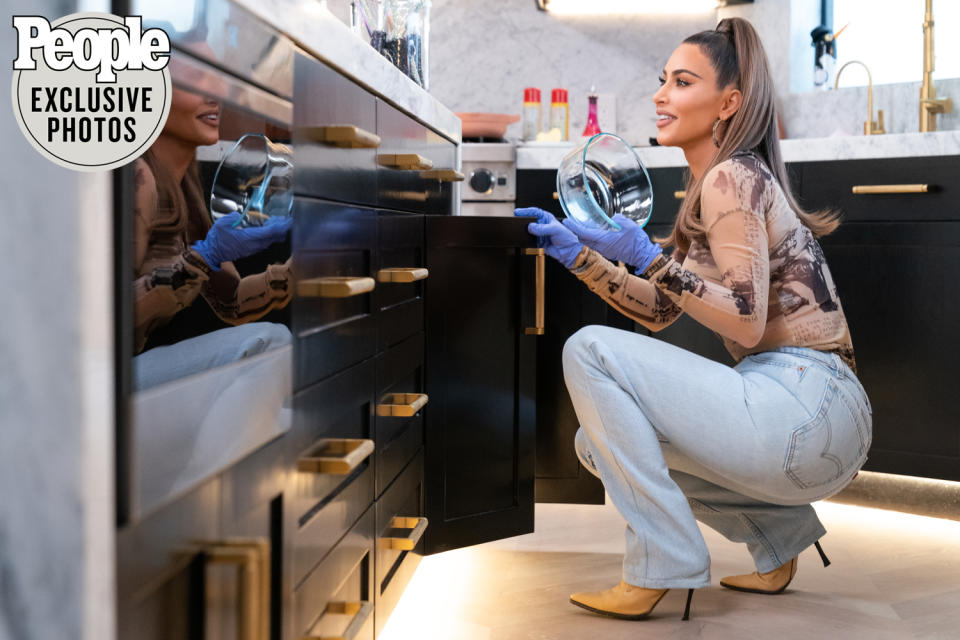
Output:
top-left (141, 148), bottom-right (211, 243)
top-left (662, 17), bottom-right (838, 253)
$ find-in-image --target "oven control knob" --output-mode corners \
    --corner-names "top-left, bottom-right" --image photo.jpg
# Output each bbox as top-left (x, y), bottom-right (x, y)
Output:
top-left (469, 169), bottom-right (495, 194)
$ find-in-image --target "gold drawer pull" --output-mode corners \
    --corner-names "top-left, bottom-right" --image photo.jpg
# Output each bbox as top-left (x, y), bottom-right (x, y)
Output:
top-left (305, 124), bottom-right (381, 149)
top-left (377, 153), bottom-right (434, 170)
top-left (552, 191), bottom-right (559, 200)
top-left (852, 184), bottom-right (930, 194)
top-left (380, 516), bottom-right (429, 551)
top-left (525, 248), bottom-right (545, 336)
top-left (674, 190), bottom-right (687, 199)
top-left (298, 438), bottom-right (375, 474)
top-left (296, 276), bottom-right (375, 298)
top-left (419, 168), bottom-right (465, 181)
top-left (377, 267), bottom-right (429, 283)
top-left (204, 539), bottom-right (270, 640)
top-left (381, 189), bottom-right (429, 202)
top-left (376, 393), bottom-right (428, 417)
top-left (305, 601), bottom-right (374, 640)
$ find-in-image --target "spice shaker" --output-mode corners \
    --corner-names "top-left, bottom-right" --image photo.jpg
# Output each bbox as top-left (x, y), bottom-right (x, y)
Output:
top-left (549, 88), bottom-right (569, 141)
top-left (522, 87), bottom-right (542, 142)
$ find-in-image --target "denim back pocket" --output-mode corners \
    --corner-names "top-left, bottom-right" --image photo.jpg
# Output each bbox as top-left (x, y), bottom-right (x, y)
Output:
top-left (783, 378), bottom-right (868, 490)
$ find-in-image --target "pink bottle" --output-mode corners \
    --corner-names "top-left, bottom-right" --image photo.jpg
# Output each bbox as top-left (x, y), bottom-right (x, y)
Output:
top-left (582, 91), bottom-right (601, 137)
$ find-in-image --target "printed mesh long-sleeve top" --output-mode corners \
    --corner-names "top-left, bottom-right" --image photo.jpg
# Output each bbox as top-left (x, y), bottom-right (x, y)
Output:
top-left (571, 152), bottom-right (857, 372)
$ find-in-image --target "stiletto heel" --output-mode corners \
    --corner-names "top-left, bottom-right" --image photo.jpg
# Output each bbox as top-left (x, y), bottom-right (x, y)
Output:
top-left (681, 588), bottom-right (693, 621)
top-left (814, 540), bottom-right (831, 567)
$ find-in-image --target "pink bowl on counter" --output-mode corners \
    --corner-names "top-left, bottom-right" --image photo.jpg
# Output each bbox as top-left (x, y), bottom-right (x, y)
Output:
top-left (456, 112), bottom-right (521, 138)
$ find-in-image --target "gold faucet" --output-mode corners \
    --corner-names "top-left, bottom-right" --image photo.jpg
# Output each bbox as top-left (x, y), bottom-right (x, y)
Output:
top-left (834, 60), bottom-right (885, 135)
top-left (920, 0), bottom-right (954, 132)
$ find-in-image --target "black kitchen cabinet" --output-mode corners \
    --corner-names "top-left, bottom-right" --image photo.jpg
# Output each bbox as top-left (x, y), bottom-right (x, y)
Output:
top-left (801, 156), bottom-right (960, 481)
top-left (516, 170), bottom-right (608, 504)
top-left (422, 216), bottom-right (539, 552)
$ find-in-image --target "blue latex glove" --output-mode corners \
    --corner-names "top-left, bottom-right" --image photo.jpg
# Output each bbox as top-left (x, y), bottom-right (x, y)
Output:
top-left (562, 213), bottom-right (662, 272)
top-left (191, 212), bottom-right (292, 270)
top-left (514, 207), bottom-right (583, 268)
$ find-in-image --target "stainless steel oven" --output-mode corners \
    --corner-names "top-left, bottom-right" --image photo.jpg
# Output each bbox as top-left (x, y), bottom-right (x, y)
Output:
top-left (459, 142), bottom-right (516, 216)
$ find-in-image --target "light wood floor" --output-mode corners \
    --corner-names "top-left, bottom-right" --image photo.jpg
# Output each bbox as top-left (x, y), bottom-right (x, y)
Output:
top-left (379, 499), bottom-right (960, 639)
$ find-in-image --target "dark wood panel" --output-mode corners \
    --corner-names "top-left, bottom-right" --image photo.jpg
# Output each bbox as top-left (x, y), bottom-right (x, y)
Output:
top-left (819, 221), bottom-right (960, 479)
top-left (800, 155), bottom-right (960, 223)
top-left (293, 53), bottom-right (378, 205)
top-left (423, 216), bottom-right (537, 551)
top-left (292, 198), bottom-right (377, 389)
top-left (375, 332), bottom-right (425, 498)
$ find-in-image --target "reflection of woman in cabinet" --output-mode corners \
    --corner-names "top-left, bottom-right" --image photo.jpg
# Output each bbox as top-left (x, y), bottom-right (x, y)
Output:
top-left (517, 18), bottom-right (870, 620)
top-left (133, 88), bottom-right (293, 390)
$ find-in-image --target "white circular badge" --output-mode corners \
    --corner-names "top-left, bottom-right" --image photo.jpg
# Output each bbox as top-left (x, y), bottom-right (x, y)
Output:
top-left (11, 12), bottom-right (172, 172)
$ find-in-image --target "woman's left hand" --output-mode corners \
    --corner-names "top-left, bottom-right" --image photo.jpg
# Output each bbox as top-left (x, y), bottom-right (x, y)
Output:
top-left (562, 214), bottom-right (662, 271)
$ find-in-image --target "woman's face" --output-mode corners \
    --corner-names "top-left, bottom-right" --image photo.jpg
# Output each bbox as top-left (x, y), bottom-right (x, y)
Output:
top-left (162, 88), bottom-right (220, 147)
top-left (652, 43), bottom-right (732, 149)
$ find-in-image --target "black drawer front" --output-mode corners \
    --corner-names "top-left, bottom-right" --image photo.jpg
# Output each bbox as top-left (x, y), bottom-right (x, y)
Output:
top-left (293, 54), bottom-right (378, 205)
top-left (293, 199), bottom-right (377, 388)
top-left (374, 450), bottom-right (425, 638)
top-left (376, 100), bottom-right (456, 214)
top-left (800, 155), bottom-right (960, 222)
top-left (294, 505), bottom-right (375, 640)
top-left (377, 213), bottom-right (425, 350)
top-left (375, 333), bottom-right (425, 498)
top-left (289, 360), bottom-right (375, 587)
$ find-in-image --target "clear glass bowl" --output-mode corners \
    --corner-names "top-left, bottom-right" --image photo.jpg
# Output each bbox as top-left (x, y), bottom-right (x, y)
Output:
top-left (210, 133), bottom-right (294, 228)
top-left (556, 133), bottom-right (653, 232)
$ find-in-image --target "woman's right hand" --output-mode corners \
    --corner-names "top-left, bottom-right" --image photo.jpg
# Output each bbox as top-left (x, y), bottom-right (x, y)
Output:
top-left (191, 213), bottom-right (292, 270)
top-left (514, 207), bottom-right (584, 268)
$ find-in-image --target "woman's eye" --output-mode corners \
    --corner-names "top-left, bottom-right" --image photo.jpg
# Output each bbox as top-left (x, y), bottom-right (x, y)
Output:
top-left (657, 76), bottom-right (666, 86)
top-left (676, 78), bottom-right (690, 87)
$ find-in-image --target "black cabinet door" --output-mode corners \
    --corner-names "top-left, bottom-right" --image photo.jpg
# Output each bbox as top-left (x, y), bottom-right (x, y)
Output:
top-left (517, 169), bottom-right (607, 504)
top-left (422, 216), bottom-right (537, 553)
top-left (819, 221), bottom-right (960, 480)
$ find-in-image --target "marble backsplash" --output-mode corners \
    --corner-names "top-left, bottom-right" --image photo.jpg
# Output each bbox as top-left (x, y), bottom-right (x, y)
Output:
top-left (428, 0), bottom-right (959, 144)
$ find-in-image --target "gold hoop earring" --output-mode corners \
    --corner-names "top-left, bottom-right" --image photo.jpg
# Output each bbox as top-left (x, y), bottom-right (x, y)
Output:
top-left (712, 118), bottom-right (724, 148)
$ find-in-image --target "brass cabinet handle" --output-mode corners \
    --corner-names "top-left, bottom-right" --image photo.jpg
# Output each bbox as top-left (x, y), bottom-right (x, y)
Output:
top-left (525, 248), bottom-right (545, 336)
top-left (376, 393), bottom-right (428, 417)
top-left (380, 516), bottom-right (429, 551)
top-left (419, 168), bottom-right (465, 182)
top-left (377, 267), bottom-right (429, 283)
top-left (298, 438), bottom-right (375, 474)
top-left (304, 601), bottom-right (374, 640)
top-left (296, 276), bottom-right (375, 298)
top-left (381, 190), bottom-right (429, 202)
top-left (204, 539), bottom-right (270, 640)
top-left (304, 124), bottom-right (381, 149)
top-left (377, 153), bottom-right (434, 170)
top-left (674, 190), bottom-right (687, 199)
top-left (552, 191), bottom-right (559, 200)
top-left (852, 184), bottom-right (931, 194)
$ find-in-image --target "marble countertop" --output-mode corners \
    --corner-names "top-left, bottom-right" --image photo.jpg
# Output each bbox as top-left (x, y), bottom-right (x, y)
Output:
top-left (517, 130), bottom-right (960, 170)
top-left (232, 0), bottom-right (461, 142)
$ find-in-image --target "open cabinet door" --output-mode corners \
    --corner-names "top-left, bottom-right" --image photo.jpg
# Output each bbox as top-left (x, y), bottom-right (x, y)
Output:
top-left (422, 216), bottom-right (539, 553)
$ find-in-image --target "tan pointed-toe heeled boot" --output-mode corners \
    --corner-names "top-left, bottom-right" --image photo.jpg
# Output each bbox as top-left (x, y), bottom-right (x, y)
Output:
top-left (720, 541), bottom-right (831, 594)
top-left (569, 581), bottom-right (694, 620)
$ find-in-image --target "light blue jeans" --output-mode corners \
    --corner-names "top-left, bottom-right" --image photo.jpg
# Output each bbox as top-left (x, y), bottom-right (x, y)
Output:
top-left (563, 325), bottom-right (872, 589)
